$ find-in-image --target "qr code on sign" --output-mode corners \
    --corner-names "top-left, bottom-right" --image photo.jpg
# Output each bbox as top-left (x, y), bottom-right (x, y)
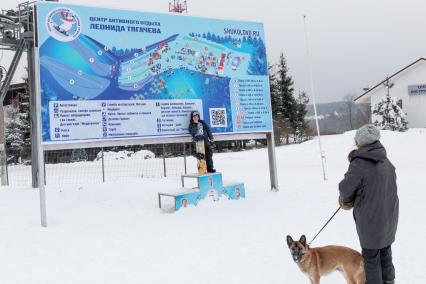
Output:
top-left (209, 108), bottom-right (227, 127)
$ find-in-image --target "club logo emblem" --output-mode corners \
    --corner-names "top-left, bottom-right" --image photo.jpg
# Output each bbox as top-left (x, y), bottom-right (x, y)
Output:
top-left (46, 7), bottom-right (82, 42)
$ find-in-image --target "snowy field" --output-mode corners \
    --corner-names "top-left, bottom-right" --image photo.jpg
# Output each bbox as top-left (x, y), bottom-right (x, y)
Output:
top-left (1, 129), bottom-right (425, 284)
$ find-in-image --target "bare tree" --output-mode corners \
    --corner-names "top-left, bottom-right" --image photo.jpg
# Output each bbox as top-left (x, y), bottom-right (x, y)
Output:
top-left (355, 103), bottom-right (371, 127)
top-left (344, 94), bottom-right (356, 130)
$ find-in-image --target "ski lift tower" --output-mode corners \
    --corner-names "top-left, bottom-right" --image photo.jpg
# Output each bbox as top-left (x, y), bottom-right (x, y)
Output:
top-left (0, 1), bottom-right (47, 226)
top-left (169, 0), bottom-right (188, 14)
top-left (0, 3), bottom-right (32, 187)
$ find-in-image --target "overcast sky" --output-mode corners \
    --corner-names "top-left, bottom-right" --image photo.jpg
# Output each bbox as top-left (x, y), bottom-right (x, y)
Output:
top-left (1, 0), bottom-right (425, 102)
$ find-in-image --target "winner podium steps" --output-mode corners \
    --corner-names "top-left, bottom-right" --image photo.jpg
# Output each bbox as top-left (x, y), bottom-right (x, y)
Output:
top-left (158, 172), bottom-right (245, 212)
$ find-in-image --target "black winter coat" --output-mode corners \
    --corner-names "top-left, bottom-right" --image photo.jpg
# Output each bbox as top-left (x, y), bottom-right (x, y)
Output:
top-left (188, 120), bottom-right (214, 146)
top-left (339, 141), bottom-right (399, 249)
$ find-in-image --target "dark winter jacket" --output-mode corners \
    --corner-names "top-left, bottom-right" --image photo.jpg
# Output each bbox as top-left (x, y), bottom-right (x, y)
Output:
top-left (188, 111), bottom-right (214, 146)
top-left (339, 141), bottom-right (399, 249)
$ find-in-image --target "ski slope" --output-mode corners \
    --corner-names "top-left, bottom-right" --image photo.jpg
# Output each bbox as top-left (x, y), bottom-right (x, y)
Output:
top-left (0, 129), bottom-right (425, 284)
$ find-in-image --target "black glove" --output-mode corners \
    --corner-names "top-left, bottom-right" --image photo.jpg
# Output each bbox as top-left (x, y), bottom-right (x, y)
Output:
top-left (194, 135), bottom-right (203, 142)
top-left (338, 196), bottom-right (354, 210)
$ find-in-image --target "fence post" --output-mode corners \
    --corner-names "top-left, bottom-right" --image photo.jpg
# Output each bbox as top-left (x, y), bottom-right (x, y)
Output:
top-left (162, 144), bottom-right (167, 177)
top-left (43, 152), bottom-right (46, 185)
top-left (5, 153), bottom-right (9, 186)
top-left (101, 147), bottom-right (105, 183)
top-left (183, 143), bottom-right (187, 174)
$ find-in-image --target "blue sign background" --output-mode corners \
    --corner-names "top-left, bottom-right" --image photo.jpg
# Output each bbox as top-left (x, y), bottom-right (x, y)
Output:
top-left (36, 2), bottom-right (272, 143)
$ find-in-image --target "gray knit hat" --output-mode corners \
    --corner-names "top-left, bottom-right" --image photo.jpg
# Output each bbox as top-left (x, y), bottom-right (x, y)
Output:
top-left (355, 124), bottom-right (381, 146)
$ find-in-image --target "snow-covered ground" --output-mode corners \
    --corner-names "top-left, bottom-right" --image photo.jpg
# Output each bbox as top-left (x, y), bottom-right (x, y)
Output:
top-left (1, 129), bottom-right (425, 284)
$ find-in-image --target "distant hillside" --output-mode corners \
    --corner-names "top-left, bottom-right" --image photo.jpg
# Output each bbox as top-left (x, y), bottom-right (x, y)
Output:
top-left (305, 101), bottom-right (370, 134)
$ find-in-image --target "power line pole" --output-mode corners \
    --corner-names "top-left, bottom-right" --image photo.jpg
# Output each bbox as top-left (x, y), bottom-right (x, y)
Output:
top-left (303, 15), bottom-right (327, 181)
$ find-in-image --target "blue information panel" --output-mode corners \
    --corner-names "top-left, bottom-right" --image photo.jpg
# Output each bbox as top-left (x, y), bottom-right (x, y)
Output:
top-left (36, 2), bottom-right (272, 144)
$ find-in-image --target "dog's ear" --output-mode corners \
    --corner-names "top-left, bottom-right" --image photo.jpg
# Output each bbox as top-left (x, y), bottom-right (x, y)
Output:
top-left (286, 235), bottom-right (294, 247)
top-left (299, 235), bottom-right (307, 247)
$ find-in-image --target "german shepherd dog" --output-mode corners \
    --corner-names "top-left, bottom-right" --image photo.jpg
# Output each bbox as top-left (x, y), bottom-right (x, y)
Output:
top-left (286, 235), bottom-right (365, 284)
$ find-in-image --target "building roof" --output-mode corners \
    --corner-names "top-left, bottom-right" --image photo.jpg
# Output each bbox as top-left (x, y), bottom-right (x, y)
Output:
top-left (354, 57), bottom-right (426, 102)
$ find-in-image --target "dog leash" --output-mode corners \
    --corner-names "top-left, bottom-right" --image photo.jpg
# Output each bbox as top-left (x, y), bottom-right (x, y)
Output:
top-left (308, 207), bottom-right (341, 246)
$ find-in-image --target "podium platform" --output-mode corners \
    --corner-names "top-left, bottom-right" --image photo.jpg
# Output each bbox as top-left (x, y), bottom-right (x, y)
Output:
top-left (159, 172), bottom-right (245, 211)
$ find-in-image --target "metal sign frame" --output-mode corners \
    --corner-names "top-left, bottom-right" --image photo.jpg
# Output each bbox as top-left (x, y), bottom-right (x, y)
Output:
top-left (36, 2), bottom-right (274, 146)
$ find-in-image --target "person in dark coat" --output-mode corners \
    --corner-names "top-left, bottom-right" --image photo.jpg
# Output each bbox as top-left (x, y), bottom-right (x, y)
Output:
top-left (339, 124), bottom-right (399, 284)
top-left (188, 110), bottom-right (216, 173)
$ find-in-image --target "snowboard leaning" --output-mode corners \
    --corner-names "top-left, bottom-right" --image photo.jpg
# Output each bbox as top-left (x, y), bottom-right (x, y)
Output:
top-left (195, 140), bottom-right (207, 175)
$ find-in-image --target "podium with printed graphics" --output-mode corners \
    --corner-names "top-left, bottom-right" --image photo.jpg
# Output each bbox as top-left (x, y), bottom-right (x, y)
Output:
top-left (158, 172), bottom-right (245, 212)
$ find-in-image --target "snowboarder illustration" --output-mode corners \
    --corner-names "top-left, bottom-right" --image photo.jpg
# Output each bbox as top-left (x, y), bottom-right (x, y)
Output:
top-left (55, 11), bottom-right (76, 35)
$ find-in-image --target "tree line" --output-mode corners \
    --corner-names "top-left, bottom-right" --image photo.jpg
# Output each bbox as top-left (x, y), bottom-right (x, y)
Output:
top-left (269, 53), bottom-right (311, 145)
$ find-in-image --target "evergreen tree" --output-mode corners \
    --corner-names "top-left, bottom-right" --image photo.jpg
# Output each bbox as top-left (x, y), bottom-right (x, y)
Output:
top-left (372, 93), bottom-right (408, 131)
top-left (5, 100), bottom-right (25, 163)
top-left (293, 91), bottom-right (310, 143)
top-left (71, 148), bottom-right (88, 162)
top-left (268, 64), bottom-right (281, 144)
top-left (276, 53), bottom-right (297, 144)
top-left (18, 92), bottom-right (31, 161)
top-left (20, 74), bottom-right (31, 161)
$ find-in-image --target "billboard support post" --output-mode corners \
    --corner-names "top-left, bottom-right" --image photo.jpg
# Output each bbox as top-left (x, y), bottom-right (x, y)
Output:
top-left (33, 48), bottom-right (47, 227)
top-left (27, 40), bottom-right (40, 188)
top-left (162, 144), bottom-right (167, 177)
top-left (28, 25), bottom-right (47, 226)
top-left (183, 143), bottom-right (187, 174)
top-left (266, 132), bottom-right (279, 192)
top-left (101, 147), bottom-right (105, 183)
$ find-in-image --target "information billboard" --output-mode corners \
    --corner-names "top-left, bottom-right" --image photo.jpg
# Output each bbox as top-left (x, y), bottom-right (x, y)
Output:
top-left (36, 2), bottom-right (272, 144)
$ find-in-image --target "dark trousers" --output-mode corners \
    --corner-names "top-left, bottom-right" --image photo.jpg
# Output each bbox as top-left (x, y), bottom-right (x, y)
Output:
top-left (362, 245), bottom-right (395, 284)
top-left (205, 144), bottom-right (214, 172)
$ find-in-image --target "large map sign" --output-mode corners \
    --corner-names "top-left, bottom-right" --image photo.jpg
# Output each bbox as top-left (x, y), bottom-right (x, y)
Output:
top-left (36, 2), bottom-right (272, 144)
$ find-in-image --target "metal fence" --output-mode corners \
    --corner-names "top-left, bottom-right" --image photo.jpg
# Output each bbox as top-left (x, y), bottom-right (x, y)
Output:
top-left (5, 143), bottom-right (187, 188)
top-left (3, 140), bottom-right (266, 188)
